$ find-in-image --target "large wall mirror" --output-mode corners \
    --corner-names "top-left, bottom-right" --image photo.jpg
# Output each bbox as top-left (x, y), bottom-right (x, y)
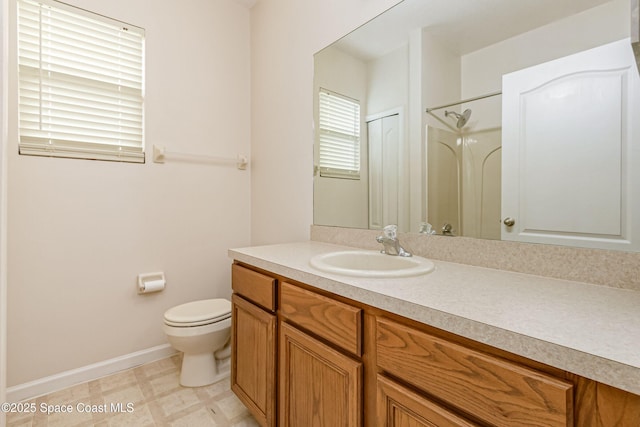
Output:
top-left (313, 0), bottom-right (640, 252)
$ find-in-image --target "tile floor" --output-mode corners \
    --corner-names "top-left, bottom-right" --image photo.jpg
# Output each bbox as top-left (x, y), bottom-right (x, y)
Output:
top-left (6, 354), bottom-right (258, 426)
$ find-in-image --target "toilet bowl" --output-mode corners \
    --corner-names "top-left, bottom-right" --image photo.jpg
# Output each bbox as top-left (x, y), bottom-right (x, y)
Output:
top-left (163, 298), bottom-right (232, 387)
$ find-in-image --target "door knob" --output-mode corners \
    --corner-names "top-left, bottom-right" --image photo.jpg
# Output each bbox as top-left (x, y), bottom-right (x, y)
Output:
top-left (503, 217), bottom-right (515, 227)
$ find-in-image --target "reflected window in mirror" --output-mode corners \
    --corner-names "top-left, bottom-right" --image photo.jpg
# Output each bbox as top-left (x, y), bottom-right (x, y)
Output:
top-left (318, 89), bottom-right (361, 180)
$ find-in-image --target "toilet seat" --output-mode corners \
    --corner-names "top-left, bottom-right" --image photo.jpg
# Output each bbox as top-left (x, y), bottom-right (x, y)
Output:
top-left (164, 299), bottom-right (231, 327)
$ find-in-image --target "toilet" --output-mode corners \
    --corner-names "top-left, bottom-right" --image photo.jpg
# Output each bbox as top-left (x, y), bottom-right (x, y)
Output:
top-left (163, 298), bottom-right (232, 387)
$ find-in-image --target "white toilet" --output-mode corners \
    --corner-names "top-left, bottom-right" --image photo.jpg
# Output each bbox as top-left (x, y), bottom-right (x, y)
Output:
top-left (163, 298), bottom-right (232, 387)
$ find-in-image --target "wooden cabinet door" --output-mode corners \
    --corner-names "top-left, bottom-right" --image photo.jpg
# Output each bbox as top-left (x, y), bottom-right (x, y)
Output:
top-left (279, 321), bottom-right (362, 427)
top-left (377, 375), bottom-right (479, 427)
top-left (231, 294), bottom-right (276, 427)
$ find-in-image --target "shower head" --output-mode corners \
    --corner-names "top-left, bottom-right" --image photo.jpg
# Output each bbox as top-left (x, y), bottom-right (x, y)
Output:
top-left (444, 109), bottom-right (472, 129)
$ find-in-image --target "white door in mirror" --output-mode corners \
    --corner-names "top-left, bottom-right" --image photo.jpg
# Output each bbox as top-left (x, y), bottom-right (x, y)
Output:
top-left (502, 38), bottom-right (640, 252)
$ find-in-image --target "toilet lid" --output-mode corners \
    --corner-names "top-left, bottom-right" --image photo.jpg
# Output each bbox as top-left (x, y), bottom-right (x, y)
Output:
top-left (164, 299), bottom-right (231, 326)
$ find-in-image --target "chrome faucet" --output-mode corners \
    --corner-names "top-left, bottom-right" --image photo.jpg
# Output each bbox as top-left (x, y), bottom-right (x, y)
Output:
top-left (441, 222), bottom-right (455, 236)
top-left (376, 225), bottom-right (412, 257)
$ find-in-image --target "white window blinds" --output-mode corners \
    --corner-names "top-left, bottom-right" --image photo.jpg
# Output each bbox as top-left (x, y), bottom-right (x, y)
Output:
top-left (17, 0), bottom-right (145, 163)
top-left (318, 89), bottom-right (360, 179)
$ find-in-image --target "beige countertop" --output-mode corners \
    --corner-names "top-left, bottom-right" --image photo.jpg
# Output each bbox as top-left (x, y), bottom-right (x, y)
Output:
top-left (229, 241), bottom-right (640, 396)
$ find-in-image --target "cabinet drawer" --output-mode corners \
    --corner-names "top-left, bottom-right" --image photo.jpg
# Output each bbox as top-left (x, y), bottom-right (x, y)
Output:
top-left (232, 264), bottom-right (276, 312)
top-left (376, 317), bottom-right (573, 427)
top-left (280, 282), bottom-right (362, 356)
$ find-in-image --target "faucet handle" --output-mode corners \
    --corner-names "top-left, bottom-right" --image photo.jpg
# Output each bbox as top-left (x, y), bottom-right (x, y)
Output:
top-left (419, 222), bottom-right (435, 235)
top-left (382, 224), bottom-right (398, 239)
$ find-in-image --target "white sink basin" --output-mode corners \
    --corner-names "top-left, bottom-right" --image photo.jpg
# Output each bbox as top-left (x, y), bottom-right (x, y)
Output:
top-left (309, 250), bottom-right (435, 278)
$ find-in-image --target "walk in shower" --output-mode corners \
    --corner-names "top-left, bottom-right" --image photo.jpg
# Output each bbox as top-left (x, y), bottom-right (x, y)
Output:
top-left (426, 92), bottom-right (502, 239)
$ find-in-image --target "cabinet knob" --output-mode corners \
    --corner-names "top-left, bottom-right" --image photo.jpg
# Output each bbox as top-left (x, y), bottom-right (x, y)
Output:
top-left (503, 217), bottom-right (516, 227)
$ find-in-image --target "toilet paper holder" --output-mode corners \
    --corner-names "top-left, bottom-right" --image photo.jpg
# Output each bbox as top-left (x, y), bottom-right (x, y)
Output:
top-left (138, 272), bottom-right (166, 294)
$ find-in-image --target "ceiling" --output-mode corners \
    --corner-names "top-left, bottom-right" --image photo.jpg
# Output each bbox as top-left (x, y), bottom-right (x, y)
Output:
top-left (329, 0), bottom-right (614, 60)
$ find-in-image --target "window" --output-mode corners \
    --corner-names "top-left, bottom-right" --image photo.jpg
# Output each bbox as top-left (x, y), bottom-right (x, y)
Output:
top-left (318, 88), bottom-right (361, 179)
top-left (17, 0), bottom-right (145, 162)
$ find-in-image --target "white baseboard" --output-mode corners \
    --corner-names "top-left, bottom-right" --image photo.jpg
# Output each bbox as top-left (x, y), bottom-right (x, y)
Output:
top-left (7, 344), bottom-right (177, 403)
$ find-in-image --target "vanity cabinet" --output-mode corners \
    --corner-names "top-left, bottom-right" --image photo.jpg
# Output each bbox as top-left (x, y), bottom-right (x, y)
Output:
top-left (231, 265), bottom-right (277, 427)
top-left (279, 281), bottom-right (363, 426)
top-left (231, 261), bottom-right (640, 427)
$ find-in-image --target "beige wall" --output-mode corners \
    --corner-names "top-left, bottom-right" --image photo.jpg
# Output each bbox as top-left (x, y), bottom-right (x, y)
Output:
top-left (249, 0), bottom-right (403, 245)
top-left (367, 46), bottom-right (409, 116)
top-left (6, 0), bottom-right (251, 386)
top-left (1, 0), bottom-right (7, 419)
